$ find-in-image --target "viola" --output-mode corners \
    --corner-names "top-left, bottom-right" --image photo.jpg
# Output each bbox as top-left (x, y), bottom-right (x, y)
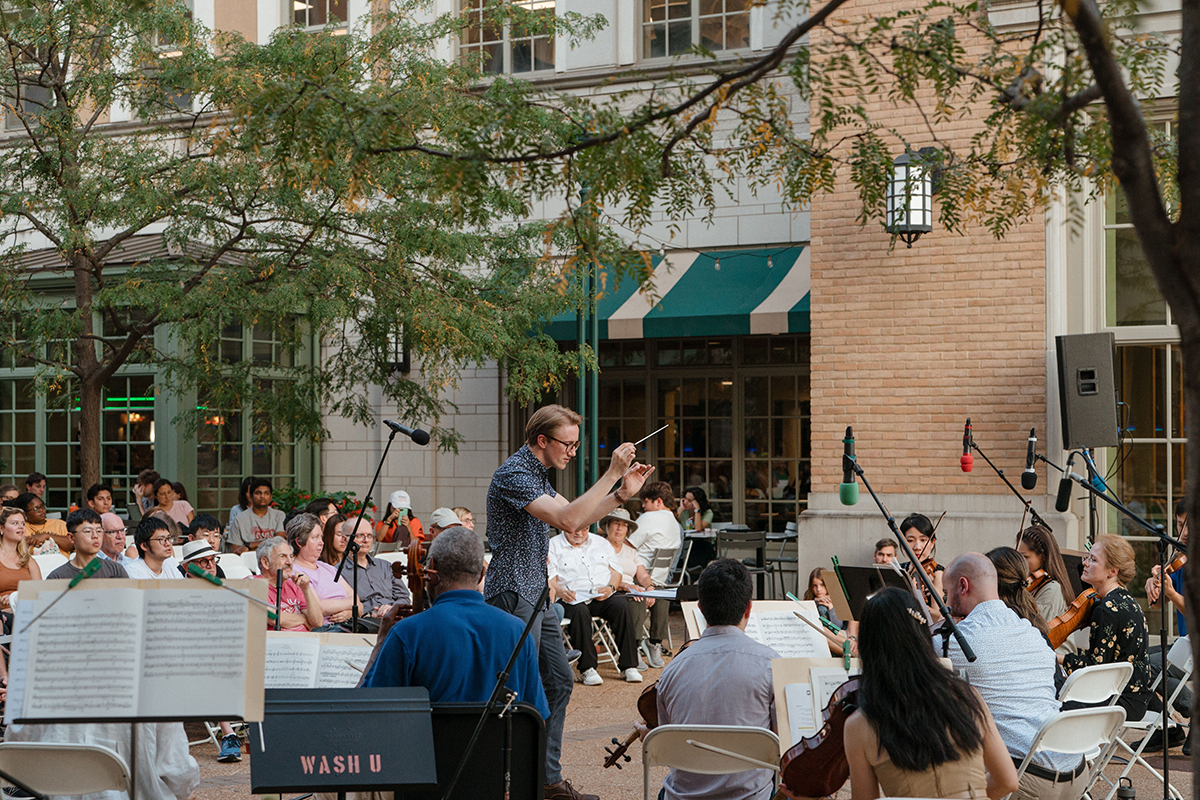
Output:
top-left (1166, 552), bottom-right (1187, 575)
top-left (603, 640), bottom-right (693, 768)
top-left (1027, 569), bottom-right (1052, 595)
top-left (1046, 588), bottom-right (1097, 649)
top-left (779, 677), bottom-right (860, 798)
top-left (388, 540), bottom-right (428, 618)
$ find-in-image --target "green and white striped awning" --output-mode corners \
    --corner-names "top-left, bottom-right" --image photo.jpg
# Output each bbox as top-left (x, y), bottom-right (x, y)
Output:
top-left (544, 246), bottom-right (809, 341)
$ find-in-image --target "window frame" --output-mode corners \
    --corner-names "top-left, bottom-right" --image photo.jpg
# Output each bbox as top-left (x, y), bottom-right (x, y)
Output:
top-left (639, 0), bottom-right (752, 62)
top-left (459, 0), bottom-right (557, 77)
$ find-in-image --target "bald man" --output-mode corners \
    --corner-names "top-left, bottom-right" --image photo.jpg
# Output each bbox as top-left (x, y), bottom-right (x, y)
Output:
top-left (943, 554), bottom-right (1083, 800)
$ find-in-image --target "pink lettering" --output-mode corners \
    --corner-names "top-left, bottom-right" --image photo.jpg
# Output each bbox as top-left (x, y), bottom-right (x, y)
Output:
top-left (318, 756), bottom-right (331, 774)
top-left (300, 755), bottom-right (316, 774)
top-left (349, 755), bottom-right (360, 773)
top-left (370, 754), bottom-right (382, 773)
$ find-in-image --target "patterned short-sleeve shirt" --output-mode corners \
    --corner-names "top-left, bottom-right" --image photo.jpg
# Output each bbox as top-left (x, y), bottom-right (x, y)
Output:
top-left (484, 444), bottom-right (558, 606)
top-left (1061, 586), bottom-right (1151, 697)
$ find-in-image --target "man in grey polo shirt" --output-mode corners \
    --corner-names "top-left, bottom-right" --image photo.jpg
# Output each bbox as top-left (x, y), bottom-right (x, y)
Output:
top-left (944, 553), bottom-right (1085, 800)
top-left (638, 558), bottom-right (778, 800)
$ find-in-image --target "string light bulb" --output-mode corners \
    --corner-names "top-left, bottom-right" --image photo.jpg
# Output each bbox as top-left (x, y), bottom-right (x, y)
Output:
top-left (767, 255), bottom-right (774, 268)
top-left (714, 257), bottom-right (721, 271)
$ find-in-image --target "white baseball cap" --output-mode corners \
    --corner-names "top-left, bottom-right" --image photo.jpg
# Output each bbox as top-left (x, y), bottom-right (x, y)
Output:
top-left (388, 490), bottom-right (411, 510)
top-left (429, 507), bottom-right (462, 529)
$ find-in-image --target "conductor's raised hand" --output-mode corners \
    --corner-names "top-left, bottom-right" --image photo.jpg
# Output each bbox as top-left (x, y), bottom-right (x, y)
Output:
top-left (608, 442), bottom-right (637, 475)
top-left (620, 462), bottom-right (655, 497)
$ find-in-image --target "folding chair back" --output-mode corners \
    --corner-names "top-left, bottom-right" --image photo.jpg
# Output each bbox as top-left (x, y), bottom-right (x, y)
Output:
top-left (1005, 707), bottom-right (1126, 800)
top-left (643, 724), bottom-right (779, 800)
top-left (1166, 634), bottom-right (1192, 674)
top-left (1056, 662), bottom-right (1133, 705)
top-left (239, 549), bottom-right (261, 575)
top-left (649, 548), bottom-right (680, 586)
top-left (31, 552), bottom-right (67, 576)
top-left (0, 741), bottom-right (130, 796)
top-left (217, 552), bottom-right (252, 579)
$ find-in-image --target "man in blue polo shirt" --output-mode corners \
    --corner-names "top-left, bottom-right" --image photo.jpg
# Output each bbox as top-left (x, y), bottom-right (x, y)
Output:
top-left (363, 527), bottom-right (549, 718)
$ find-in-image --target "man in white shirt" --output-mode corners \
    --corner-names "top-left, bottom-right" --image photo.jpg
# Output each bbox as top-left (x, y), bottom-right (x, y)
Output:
top-left (627, 481), bottom-right (682, 667)
top-left (98, 512), bottom-right (137, 567)
top-left (548, 528), bottom-right (643, 685)
top-left (125, 516), bottom-right (183, 580)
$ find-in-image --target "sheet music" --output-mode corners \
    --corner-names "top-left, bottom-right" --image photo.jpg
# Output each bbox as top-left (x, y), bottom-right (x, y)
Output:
top-left (810, 667), bottom-right (860, 724)
top-left (264, 635), bottom-right (321, 688)
top-left (139, 588), bottom-right (248, 719)
top-left (24, 588), bottom-right (143, 720)
top-left (5, 599), bottom-right (32, 725)
top-left (316, 644), bottom-right (374, 688)
top-left (692, 607), bottom-right (708, 634)
top-left (745, 611), bottom-right (827, 658)
top-left (784, 682), bottom-right (816, 743)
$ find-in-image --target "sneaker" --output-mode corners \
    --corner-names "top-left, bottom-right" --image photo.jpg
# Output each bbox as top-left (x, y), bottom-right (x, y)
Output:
top-left (218, 733), bottom-right (243, 762)
top-left (645, 642), bottom-right (664, 669)
top-left (624, 667), bottom-right (644, 683)
top-left (636, 654), bottom-right (650, 672)
top-left (566, 648), bottom-right (581, 665)
top-left (581, 667), bottom-right (603, 686)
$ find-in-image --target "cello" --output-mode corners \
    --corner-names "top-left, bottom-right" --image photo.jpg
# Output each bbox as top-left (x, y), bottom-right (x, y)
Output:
top-left (778, 677), bottom-right (860, 798)
top-left (389, 539), bottom-right (428, 617)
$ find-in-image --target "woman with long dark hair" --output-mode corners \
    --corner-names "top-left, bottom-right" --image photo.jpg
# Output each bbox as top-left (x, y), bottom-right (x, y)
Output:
top-left (1015, 525), bottom-right (1074, 623)
top-left (844, 588), bottom-right (1018, 800)
top-left (986, 546), bottom-right (1051, 641)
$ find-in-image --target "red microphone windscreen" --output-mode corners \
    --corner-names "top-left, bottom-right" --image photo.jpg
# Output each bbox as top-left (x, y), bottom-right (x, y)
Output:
top-left (960, 453), bottom-right (974, 472)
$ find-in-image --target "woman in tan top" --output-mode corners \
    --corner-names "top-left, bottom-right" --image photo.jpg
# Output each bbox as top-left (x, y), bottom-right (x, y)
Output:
top-left (844, 588), bottom-right (1017, 800)
top-left (0, 507), bottom-right (42, 613)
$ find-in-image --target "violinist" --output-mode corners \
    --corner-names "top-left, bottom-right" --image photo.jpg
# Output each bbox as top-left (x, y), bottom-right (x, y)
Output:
top-left (636, 558), bottom-right (778, 800)
top-left (1059, 534), bottom-right (1152, 721)
top-left (844, 587), bottom-right (1018, 800)
top-left (1015, 525), bottom-right (1075, 650)
top-left (1140, 499), bottom-right (1191, 752)
top-left (942, 554), bottom-right (1084, 800)
top-left (901, 513), bottom-right (943, 606)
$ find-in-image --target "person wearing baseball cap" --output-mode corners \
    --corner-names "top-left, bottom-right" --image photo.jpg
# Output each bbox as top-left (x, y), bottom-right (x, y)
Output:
top-left (427, 508), bottom-right (462, 541)
top-left (376, 489), bottom-right (424, 546)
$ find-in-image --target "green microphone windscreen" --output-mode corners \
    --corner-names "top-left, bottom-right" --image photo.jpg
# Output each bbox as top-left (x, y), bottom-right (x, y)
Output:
top-left (839, 482), bottom-right (859, 506)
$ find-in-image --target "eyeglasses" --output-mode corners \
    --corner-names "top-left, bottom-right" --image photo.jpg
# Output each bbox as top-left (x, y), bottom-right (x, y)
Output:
top-left (104, 527), bottom-right (128, 534)
top-left (353, 532), bottom-right (376, 541)
top-left (148, 536), bottom-right (173, 545)
top-left (547, 435), bottom-right (581, 454)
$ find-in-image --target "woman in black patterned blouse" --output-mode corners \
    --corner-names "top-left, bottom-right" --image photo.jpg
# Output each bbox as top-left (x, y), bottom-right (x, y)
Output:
top-left (1059, 533), bottom-right (1152, 719)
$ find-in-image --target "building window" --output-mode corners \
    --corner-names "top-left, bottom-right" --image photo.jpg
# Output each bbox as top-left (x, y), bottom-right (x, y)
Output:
top-left (461, 0), bottom-right (556, 75)
top-left (642, 0), bottom-right (749, 59)
top-left (149, 0), bottom-right (195, 114)
top-left (293, 0), bottom-right (348, 29)
top-left (4, 51), bottom-right (51, 133)
top-left (586, 334), bottom-right (810, 531)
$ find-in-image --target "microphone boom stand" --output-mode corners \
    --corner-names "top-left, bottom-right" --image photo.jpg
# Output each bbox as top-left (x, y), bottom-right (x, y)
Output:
top-left (336, 426), bottom-right (401, 635)
top-left (968, 439), bottom-right (1051, 531)
top-left (845, 453), bottom-right (976, 662)
top-left (1065, 472), bottom-right (1184, 800)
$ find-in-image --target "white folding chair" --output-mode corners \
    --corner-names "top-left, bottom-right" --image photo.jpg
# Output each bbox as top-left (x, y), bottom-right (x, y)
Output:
top-left (0, 741), bottom-right (130, 797)
top-left (31, 552), bottom-right (67, 576)
top-left (648, 546), bottom-right (682, 649)
top-left (1002, 706), bottom-right (1127, 800)
top-left (375, 551), bottom-right (407, 565)
top-left (642, 724), bottom-right (780, 800)
top-left (1057, 662), bottom-right (1134, 705)
top-left (217, 552), bottom-right (252, 579)
top-left (1102, 637), bottom-right (1192, 800)
top-left (239, 549), bottom-right (260, 575)
top-left (592, 617), bottom-right (621, 669)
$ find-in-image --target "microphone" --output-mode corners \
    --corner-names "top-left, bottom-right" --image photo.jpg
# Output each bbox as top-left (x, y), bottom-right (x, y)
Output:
top-left (384, 419), bottom-right (431, 446)
top-left (960, 418), bottom-right (973, 472)
top-left (1055, 453), bottom-right (1078, 513)
top-left (1080, 449), bottom-right (1107, 492)
top-left (839, 426), bottom-right (859, 506)
top-left (1021, 428), bottom-right (1038, 490)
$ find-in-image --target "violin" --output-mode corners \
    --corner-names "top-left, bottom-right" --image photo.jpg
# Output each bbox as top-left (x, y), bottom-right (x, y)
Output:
top-left (1027, 569), bottom-right (1052, 595)
top-left (389, 540), bottom-right (428, 618)
top-left (779, 677), bottom-right (860, 798)
top-left (906, 558), bottom-right (941, 604)
top-left (1046, 588), bottom-right (1097, 649)
top-left (1166, 552), bottom-right (1187, 575)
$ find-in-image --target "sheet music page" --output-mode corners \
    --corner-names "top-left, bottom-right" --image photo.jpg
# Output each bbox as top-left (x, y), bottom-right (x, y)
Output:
top-left (138, 587), bottom-right (248, 719)
top-left (752, 611), bottom-right (827, 658)
top-left (784, 682), bottom-right (816, 743)
top-left (692, 607), bottom-right (708, 635)
top-left (24, 587), bottom-right (144, 720)
top-left (5, 598), bottom-right (33, 725)
top-left (809, 666), bottom-right (860, 724)
top-left (264, 635), bottom-right (320, 688)
top-left (316, 644), bottom-right (374, 688)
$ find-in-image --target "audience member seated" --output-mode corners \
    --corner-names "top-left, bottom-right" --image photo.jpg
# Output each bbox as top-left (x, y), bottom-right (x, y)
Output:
top-left (427, 507), bottom-right (462, 541)
top-left (256, 536), bottom-right (323, 632)
top-left (341, 518), bottom-right (412, 619)
top-left (305, 497), bottom-right (339, 526)
top-left (185, 514), bottom-right (226, 577)
top-left (451, 506), bottom-right (475, 530)
top-left (844, 587), bottom-right (1018, 800)
top-left (600, 508), bottom-right (654, 667)
top-left (153, 478), bottom-right (194, 528)
top-left (804, 567), bottom-right (844, 628)
top-left (375, 489), bottom-right (423, 547)
top-left (288, 512), bottom-right (362, 631)
top-left (227, 477), bottom-right (286, 554)
top-left (23, 472), bottom-right (45, 499)
top-left (628, 481), bottom-right (681, 668)
top-left (12, 492), bottom-right (70, 555)
top-left (0, 507), bottom-right (42, 618)
top-left (0, 484), bottom-right (19, 504)
top-left (146, 507), bottom-right (183, 544)
top-left (873, 537), bottom-right (898, 564)
top-left (125, 516), bottom-right (183, 580)
top-left (319, 513), bottom-right (350, 567)
top-left (135, 468), bottom-right (160, 514)
top-left (99, 512), bottom-right (136, 567)
top-left (549, 527), bottom-right (643, 685)
top-left (85, 483), bottom-right (113, 515)
top-left (227, 475), bottom-right (255, 529)
top-left (47, 509), bottom-right (129, 580)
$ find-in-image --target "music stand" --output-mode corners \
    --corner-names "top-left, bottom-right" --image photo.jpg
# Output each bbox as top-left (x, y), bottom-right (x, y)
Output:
top-left (834, 565), bottom-right (916, 620)
top-left (249, 687), bottom-right (437, 797)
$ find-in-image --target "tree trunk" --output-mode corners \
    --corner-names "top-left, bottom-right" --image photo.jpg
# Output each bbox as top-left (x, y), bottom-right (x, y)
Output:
top-left (72, 251), bottom-right (101, 496)
top-left (1179, 328), bottom-right (1200, 786)
top-left (77, 376), bottom-right (102, 494)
